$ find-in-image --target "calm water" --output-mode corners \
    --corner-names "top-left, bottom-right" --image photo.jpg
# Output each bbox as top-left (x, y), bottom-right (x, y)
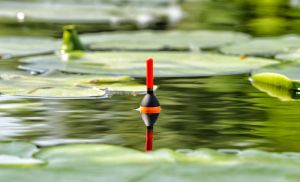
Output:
top-left (1, 0), bottom-right (300, 152)
top-left (1, 73), bottom-right (300, 152)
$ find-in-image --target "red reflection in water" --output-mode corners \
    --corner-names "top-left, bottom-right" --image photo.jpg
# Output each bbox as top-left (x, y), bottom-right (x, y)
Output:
top-left (145, 128), bottom-right (153, 152)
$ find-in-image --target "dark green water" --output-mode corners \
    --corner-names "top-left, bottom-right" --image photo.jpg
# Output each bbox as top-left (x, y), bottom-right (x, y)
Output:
top-left (1, 73), bottom-right (300, 152)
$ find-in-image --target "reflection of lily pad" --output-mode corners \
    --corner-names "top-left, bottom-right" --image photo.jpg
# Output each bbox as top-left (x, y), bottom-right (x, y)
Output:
top-left (0, 74), bottom-right (146, 98)
top-left (1, 143), bottom-right (300, 181)
top-left (81, 30), bottom-right (250, 51)
top-left (220, 35), bottom-right (300, 56)
top-left (0, 36), bottom-right (59, 59)
top-left (20, 52), bottom-right (277, 77)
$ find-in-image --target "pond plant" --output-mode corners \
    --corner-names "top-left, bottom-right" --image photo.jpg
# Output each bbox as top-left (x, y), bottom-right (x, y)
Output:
top-left (60, 25), bottom-right (85, 56)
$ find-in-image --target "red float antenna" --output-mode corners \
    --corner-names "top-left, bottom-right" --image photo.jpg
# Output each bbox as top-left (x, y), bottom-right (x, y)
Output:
top-left (146, 57), bottom-right (154, 91)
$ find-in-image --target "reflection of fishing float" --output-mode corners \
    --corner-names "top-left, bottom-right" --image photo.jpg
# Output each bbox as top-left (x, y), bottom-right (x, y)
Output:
top-left (138, 58), bottom-right (161, 152)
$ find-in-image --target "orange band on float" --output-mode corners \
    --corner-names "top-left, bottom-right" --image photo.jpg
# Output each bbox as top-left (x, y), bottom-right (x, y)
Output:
top-left (139, 106), bottom-right (161, 114)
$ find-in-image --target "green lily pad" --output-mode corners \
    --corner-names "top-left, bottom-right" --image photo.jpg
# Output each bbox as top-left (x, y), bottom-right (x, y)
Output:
top-left (220, 35), bottom-right (300, 57)
top-left (1, 143), bottom-right (300, 181)
top-left (0, 36), bottom-right (59, 59)
top-left (0, 74), bottom-right (147, 98)
top-left (275, 49), bottom-right (300, 61)
top-left (0, 1), bottom-right (180, 27)
top-left (0, 60), bottom-right (26, 75)
top-left (252, 62), bottom-right (300, 81)
top-left (20, 52), bottom-right (277, 77)
top-left (0, 155), bottom-right (43, 166)
top-left (0, 141), bottom-right (38, 158)
top-left (81, 30), bottom-right (250, 51)
top-left (0, 141), bottom-right (43, 166)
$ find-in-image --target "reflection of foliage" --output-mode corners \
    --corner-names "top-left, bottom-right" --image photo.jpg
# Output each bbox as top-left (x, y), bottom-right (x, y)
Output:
top-left (176, 0), bottom-right (244, 30)
top-left (178, 0), bottom-right (300, 36)
top-left (155, 74), bottom-right (268, 150)
top-left (247, 94), bottom-right (300, 152)
top-left (252, 80), bottom-right (297, 101)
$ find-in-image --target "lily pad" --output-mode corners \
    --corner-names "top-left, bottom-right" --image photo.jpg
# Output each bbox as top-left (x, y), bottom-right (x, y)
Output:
top-left (220, 35), bottom-right (300, 57)
top-left (275, 49), bottom-right (300, 61)
top-left (0, 74), bottom-right (147, 98)
top-left (0, 1), bottom-right (180, 28)
top-left (0, 36), bottom-right (59, 59)
top-left (252, 62), bottom-right (300, 81)
top-left (0, 141), bottom-right (38, 158)
top-left (0, 60), bottom-right (26, 75)
top-left (20, 52), bottom-right (277, 77)
top-left (1, 143), bottom-right (300, 181)
top-left (0, 141), bottom-right (43, 166)
top-left (81, 30), bottom-right (250, 51)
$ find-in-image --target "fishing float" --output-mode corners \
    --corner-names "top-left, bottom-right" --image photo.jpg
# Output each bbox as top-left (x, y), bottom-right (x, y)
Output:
top-left (139, 57), bottom-right (161, 152)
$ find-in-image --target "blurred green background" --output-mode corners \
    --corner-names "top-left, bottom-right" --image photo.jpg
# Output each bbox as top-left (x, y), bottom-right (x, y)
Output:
top-left (1, 0), bottom-right (300, 37)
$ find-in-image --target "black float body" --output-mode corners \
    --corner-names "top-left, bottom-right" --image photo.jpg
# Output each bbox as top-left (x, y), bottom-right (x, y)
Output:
top-left (140, 91), bottom-right (160, 107)
top-left (140, 91), bottom-right (160, 128)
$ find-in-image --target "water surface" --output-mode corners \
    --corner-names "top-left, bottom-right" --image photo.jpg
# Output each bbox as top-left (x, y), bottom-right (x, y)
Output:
top-left (1, 74), bottom-right (299, 152)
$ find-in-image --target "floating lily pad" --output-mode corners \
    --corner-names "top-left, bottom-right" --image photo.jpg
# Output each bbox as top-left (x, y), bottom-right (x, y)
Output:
top-left (0, 60), bottom-right (25, 75)
top-left (220, 35), bottom-right (300, 57)
top-left (252, 62), bottom-right (300, 81)
top-left (0, 141), bottom-right (43, 166)
top-left (0, 141), bottom-right (38, 158)
top-left (0, 1), bottom-right (180, 28)
top-left (0, 74), bottom-right (147, 98)
top-left (0, 155), bottom-right (44, 166)
top-left (1, 143), bottom-right (300, 181)
top-left (20, 52), bottom-right (277, 77)
top-left (81, 30), bottom-right (250, 51)
top-left (26, 0), bottom-right (179, 5)
top-left (0, 36), bottom-right (59, 59)
top-left (275, 49), bottom-right (300, 61)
